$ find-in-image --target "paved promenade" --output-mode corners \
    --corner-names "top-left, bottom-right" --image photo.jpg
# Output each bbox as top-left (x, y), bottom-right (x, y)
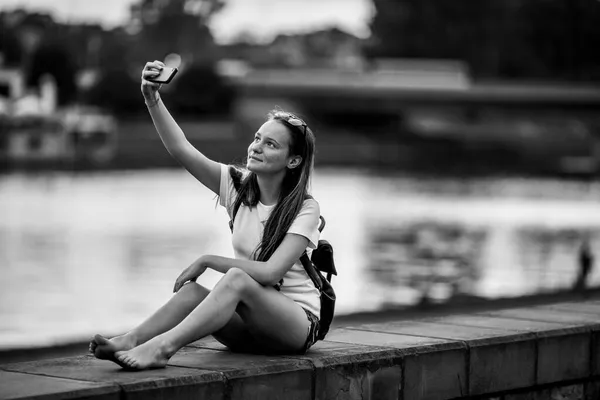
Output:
top-left (1, 297), bottom-right (599, 399)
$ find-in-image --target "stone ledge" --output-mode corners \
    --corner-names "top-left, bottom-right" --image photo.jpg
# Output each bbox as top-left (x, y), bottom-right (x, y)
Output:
top-left (1, 298), bottom-right (600, 400)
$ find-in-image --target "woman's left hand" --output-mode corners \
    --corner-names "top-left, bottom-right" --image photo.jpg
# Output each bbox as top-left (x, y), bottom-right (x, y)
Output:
top-left (173, 256), bottom-right (207, 293)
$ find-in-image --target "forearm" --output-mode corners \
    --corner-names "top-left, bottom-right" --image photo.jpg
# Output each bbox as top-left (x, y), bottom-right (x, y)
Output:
top-left (203, 255), bottom-right (277, 286)
top-left (146, 96), bottom-right (189, 156)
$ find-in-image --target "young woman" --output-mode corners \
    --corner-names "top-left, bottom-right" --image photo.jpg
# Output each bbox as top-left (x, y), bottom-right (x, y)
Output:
top-left (89, 60), bottom-right (321, 370)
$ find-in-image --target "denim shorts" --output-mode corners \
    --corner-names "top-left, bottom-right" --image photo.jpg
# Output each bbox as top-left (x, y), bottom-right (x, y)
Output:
top-left (299, 308), bottom-right (320, 354)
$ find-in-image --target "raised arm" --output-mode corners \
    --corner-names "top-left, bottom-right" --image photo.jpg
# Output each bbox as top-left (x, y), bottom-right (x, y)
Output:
top-left (141, 60), bottom-right (220, 195)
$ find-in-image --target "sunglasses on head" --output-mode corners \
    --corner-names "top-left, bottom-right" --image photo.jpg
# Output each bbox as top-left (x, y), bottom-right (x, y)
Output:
top-left (283, 115), bottom-right (307, 135)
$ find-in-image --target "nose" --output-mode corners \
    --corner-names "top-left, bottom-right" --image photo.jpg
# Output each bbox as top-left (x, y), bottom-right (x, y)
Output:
top-left (250, 140), bottom-right (263, 154)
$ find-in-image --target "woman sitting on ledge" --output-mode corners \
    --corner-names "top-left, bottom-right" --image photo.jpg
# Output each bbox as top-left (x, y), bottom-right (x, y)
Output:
top-left (89, 60), bottom-right (321, 370)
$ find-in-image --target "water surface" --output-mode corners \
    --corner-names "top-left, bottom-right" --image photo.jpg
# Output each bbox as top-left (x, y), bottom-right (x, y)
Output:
top-left (1, 169), bottom-right (599, 349)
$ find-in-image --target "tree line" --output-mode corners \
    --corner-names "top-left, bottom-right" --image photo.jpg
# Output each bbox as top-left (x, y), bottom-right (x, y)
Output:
top-left (366, 0), bottom-right (600, 81)
top-left (0, 0), bottom-right (232, 117)
top-left (1, 0), bottom-right (598, 117)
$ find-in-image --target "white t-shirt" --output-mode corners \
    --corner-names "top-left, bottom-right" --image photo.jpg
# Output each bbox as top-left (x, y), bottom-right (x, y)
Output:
top-left (218, 163), bottom-right (321, 317)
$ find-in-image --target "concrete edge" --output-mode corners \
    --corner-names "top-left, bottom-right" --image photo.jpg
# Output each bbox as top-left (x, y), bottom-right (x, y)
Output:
top-left (2, 300), bottom-right (600, 399)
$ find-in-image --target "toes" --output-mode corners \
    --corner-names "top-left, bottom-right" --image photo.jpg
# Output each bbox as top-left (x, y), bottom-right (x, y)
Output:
top-left (115, 352), bottom-right (130, 364)
top-left (122, 355), bottom-right (137, 369)
top-left (94, 334), bottom-right (110, 346)
top-left (114, 352), bottom-right (134, 370)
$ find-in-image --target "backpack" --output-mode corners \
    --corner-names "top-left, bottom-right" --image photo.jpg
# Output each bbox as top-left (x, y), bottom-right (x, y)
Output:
top-left (299, 216), bottom-right (337, 340)
top-left (227, 168), bottom-right (337, 340)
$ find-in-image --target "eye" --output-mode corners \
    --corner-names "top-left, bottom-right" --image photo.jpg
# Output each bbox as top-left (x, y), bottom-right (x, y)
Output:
top-left (253, 136), bottom-right (260, 142)
top-left (267, 142), bottom-right (275, 148)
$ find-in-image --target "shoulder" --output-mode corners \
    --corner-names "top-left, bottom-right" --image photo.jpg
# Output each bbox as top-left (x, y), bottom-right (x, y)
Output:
top-left (292, 198), bottom-right (320, 224)
top-left (287, 197), bottom-right (320, 248)
top-left (300, 197), bottom-right (320, 215)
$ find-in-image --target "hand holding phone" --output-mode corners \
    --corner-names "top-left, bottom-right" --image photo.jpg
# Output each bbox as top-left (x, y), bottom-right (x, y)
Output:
top-left (147, 67), bottom-right (178, 84)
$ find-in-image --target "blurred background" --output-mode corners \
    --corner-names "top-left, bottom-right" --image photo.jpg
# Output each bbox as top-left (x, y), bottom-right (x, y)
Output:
top-left (1, 0), bottom-right (600, 360)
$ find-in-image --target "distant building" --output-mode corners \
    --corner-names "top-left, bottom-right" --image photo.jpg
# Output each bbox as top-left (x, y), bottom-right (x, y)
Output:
top-left (0, 66), bottom-right (117, 168)
top-left (0, 68), bottom-right (25, 114)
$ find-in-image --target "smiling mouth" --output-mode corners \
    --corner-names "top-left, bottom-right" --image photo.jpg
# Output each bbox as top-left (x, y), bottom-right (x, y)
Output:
top-left (249, 155), bottom-right (262, 162)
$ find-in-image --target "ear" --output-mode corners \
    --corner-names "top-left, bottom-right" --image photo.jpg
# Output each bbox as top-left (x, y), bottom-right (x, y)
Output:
top-left (287, 155), bottom-right (302, 170)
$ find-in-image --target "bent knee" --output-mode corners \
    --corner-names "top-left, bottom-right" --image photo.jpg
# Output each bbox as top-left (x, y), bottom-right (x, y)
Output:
top-left (179, 281), bottom-right (206, 297)
top-left (221, 268), bottom-right (254, 293)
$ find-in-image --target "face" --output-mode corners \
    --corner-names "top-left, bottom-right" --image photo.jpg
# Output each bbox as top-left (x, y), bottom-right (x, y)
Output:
top-left (247, 120), bottom-right (302, 175)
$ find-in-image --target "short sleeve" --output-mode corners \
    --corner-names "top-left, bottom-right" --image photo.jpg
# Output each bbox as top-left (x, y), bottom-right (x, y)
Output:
top-left (288, 199), bottom-right (320, 249)
top-left (219, 163), bottom-right (236, 217)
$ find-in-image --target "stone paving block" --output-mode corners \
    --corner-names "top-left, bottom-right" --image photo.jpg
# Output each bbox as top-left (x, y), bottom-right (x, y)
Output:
top-left (326, 328), bottom-right (466, 400)
top-left (0, 369), bottom-right (120, 400)
top-left (593, 331), bottom-right (600, 376)
top-left (314, 355), bottom-right (401, 400)
top-left (419, 315), bottom-right (549, 395)
top-left (169, 347), bottom-right (313, 400)
top-left (544, 301), bottom-right (600, 316)
top-left (353, 320), bottom-right (536, 396)
top-left (482, 307), bottom-right (594, 385)
top-left (286, 338), bottom-right (402, 400)
top-left (468, 336), bottom-right (536, 396)
top-left (426, 314), bottom-right (567, 333)
top-left (2, 354), bottom-right (225, 400)
top-left (536, 328), bottom-right (591, 384)
top-left (483, 307), bottom-right (600, 327)
top-left (353, 320), bottom-right (515, 341)
top-left (402, 346), bottom-right (466, 400)
top-left (327, 328), bottom-right (450, 348)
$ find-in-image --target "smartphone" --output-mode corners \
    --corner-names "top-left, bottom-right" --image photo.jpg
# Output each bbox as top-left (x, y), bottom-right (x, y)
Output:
top-left (148, 67), bottom-right (178, 84)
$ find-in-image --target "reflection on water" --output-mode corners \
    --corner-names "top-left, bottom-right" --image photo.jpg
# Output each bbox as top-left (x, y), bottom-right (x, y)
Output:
top-left (1, 169), bottom-right (600, 349)
top-left (366, 221), bottom-right (598, 307)
top-left (367, 222), bottom-right (488, 306)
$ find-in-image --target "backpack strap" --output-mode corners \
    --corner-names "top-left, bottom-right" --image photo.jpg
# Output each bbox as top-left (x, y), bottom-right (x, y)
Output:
top-left (300, 252), bottom-right (323, 289)
top-left (299, 215), bottom-right (328, 284)
top-left (226, 165), bottom-right (327, 287)
top-left (228, 166), bottom-right (244, 232)
top-left (317, 215), bottom-right (326, 233)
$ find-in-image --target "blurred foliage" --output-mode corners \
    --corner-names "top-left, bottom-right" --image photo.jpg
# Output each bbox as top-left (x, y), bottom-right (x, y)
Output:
top-left (0, 0), bottom-right (229, 113)
top-left (79, 0), bottom-right (231, 116)
top-left (0, 11), bottom-right (78, 104)
top-left (168, 64), bottom-right (234, 117)
top-left (2, 0), bottom-right (600, 114)
top-left (27, 42), bottom-right (77, 104)
top-left (367, 0), bottom-right (600, 81)
top-left (125, 0), bottom-right (224, 66)
top-left (81, 63), bottom-right (234, 117)
top-left (82, 69), bottom-right (146, 117)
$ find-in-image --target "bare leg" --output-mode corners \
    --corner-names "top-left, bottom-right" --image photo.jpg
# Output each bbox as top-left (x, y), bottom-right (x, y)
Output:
top-left (91, 282), bottom-right (214, 361)
top-left (115, 268), bottom-right (310, 370)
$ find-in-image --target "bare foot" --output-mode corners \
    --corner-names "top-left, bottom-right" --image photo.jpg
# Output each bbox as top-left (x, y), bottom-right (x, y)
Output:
top-left (89, 334), bottom-right (136, 362)
top-left (114, 337), bottom-right (172, 370)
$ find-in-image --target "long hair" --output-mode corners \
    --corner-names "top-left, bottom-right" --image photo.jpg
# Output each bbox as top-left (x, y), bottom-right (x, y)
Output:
top-left (231, 109), bottom-right (316, 262)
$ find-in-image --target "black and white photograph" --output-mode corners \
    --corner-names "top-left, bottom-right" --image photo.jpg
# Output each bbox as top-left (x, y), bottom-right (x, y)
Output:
top-left (0, 0), bottom-right (599, 399)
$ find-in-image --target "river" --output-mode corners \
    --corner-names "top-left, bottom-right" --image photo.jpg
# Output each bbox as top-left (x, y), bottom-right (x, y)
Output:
top-left (1, 168), bottom-right (599, 350)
